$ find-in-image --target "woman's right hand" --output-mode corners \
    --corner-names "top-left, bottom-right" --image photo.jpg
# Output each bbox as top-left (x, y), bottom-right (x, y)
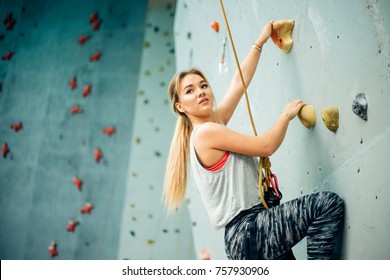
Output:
top-left (283, 99), bottom-right (305, 121)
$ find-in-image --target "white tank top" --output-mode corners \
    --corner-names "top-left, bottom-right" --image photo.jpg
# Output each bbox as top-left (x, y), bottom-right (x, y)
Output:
top-left (189, 126), bottom-right (261, 230)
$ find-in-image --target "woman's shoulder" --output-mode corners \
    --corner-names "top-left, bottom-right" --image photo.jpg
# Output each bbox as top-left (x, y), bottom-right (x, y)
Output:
top-left (193, 122), bottom-right (225, 139)
top-left (197, 121), bottom-right (227, 132)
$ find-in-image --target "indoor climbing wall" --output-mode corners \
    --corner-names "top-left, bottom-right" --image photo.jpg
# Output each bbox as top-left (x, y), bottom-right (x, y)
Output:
top-left (117, 0), bottom-right (196, 260)
top-left (174, 0), bottom-right (390, 259)
top-left (0, 0), bottom-right (149, 259)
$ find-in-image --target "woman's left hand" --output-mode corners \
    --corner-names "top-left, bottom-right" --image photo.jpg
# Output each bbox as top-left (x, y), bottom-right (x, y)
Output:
top-left (256, 21), bottom-right (274, 47)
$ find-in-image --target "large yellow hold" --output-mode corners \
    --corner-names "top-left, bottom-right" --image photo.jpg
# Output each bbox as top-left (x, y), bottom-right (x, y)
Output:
top-left (271, 19), bottom-right (295, 53)
top-left (298, 104), bottom-right (316, 129)
top-left (322, 107), bottom-right (339, 133)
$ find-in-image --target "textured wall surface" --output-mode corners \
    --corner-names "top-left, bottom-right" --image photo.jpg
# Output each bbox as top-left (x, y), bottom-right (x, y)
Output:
top-left (174, 0), bottom-right (390, 259)
top-left (117, 2), bottom-right (196, 260)
top-left (0, 0), bottom-right (148, 259)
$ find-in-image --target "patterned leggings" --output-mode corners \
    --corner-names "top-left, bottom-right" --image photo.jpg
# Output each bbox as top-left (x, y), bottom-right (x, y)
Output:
top-left (224, 191), bottom-right (344, 260)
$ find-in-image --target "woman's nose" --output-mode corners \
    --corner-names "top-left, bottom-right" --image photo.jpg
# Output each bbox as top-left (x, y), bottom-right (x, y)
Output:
top-left (197, 88), bottom-right (205, 96)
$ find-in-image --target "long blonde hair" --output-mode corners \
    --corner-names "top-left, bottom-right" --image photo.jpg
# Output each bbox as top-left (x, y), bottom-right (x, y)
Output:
top-left (163, 68), bottom-right (210, 214)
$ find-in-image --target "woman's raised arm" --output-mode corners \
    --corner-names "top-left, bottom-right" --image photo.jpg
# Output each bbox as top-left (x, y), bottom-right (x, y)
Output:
top-left (216, 21), bottom-right (273, 125)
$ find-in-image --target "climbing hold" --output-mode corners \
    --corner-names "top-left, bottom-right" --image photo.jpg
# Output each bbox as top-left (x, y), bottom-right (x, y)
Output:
top-left (82, 84), bottom-right (92, 97)
top-left (2, 51), bottom-right (14, 61)
top-left (146, 240), bottom-right (155, 245)
top-left (102, 126), bottom-right (116, 136)
top-left (4, 13), bottom-right (13, 24)
top-left (200, 249), bottom-right (211, 260)
top-left (321, 107), bottom-right (339, 133)
top-left (271, 19), bottom-right (295, 53)
top-left (94, 148), bottom-right (102, 163)
top-left (70, 105), bottom-right (83, 115)
top-left (69, 76), bottom-right (77, 90)
top-left (89, 12), bottom-right (99, 24)
top-left (6, 19), bottom-right (16, 30)
top-left (2, 142), bottom-right (10, 158)
top-left (67, 220), bottom-right (79, 232)
top-left (10, 122), bottom-right (23, 132)
top-left (352, 92), bottom-right (368, 121)
top-left (72, 176), bottom-right (83, 191)
top-left (89, 51), bottom-right (101, 62)
top-left (78, 35), bottom-right (90, 45)
top-left (88, 12), bottom-right (102, 30)
top-left (92, 19), bottom-right (102, 31)
top-left (211, 21), bottom-right (219, 32)
top-left (4, 13), bottom-right (16, 30)
top-left (48, 241), bottom-right (58, 257)
top-left (298, 104), bottom-right (316, 129)
top-left (80, 202), bottom-right (94, 214)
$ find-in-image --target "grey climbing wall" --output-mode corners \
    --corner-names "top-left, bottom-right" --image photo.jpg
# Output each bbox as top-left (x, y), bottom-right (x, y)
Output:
top-left (173, 0), bottom-right (390, 259)
top-left (0, 0), bottom-right (148, 259)
top-left (117, 1), bottom-right (196, 260)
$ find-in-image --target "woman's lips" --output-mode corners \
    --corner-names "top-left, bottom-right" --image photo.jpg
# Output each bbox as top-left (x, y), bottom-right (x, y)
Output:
top-left (199, 98), bottom-right (209, 104)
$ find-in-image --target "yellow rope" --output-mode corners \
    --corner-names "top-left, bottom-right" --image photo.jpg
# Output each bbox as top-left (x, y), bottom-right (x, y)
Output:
top-left (218, 0), bottom-right (271, 209)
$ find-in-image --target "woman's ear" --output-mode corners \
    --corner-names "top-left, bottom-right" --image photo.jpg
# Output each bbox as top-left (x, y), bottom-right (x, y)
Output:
top-left (175, 102), bottom-right (185, 113)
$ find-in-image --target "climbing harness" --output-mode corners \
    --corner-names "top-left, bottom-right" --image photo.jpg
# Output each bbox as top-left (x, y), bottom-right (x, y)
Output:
top-left (218, 0), bottom-right (281, 209)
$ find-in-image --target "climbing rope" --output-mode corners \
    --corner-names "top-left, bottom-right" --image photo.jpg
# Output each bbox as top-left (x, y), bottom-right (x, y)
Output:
top-left (218, 0), bottom-right (271, 209)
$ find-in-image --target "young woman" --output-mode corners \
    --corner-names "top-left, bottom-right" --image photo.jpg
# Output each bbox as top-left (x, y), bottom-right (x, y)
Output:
top-left (163, 22), bottom-right (344, 260)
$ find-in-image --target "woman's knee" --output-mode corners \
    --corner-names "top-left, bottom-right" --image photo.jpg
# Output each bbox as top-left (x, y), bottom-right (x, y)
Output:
top-left (320, 191), bottom-right (344, 216)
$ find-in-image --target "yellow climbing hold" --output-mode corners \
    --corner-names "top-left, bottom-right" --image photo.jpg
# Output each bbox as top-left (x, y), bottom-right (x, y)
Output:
top-left (322, 107), bottom-right (339, 133)
top-left (271, 19), bottom-right (295, 53)
top-left (298, 104), bottom-right (316, 129)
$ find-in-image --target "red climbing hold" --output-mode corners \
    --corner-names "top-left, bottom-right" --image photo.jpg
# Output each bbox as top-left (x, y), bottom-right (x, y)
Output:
top-left (94, 148), bottom-right (102, 163)
top-left (70, 105), bottom-right (83, 115)
top-left (89, 12), bottom-right (99, 24)
top-left (92, 19), bottom-right (102, 31)
top-left (72, 176), bottom-right (83, 191)
top-left (211, 21), bottom-right (219, 33)
top-left (89, 51), bottom-right (101, 62)
top-left (4, 13), bottom-right (16, 30)
top-left (2, 51), bottom-right (14, 61)
top-left (67, 220), bottom-right (79, 232)
top-left (2, 142), bottom-right (10, 158)
top-left (78, 34), bottom-right (90, 45)
top-left (6, 19), bottom-right (16, 30)
top-left (80, 203), bottom-right (93, 214)
top-left (48, 241), bottom-right (58, 257)
top-left (69, 76), bottom-right (77, 90)
top-left (82, 84), bottom-right (92, 97)
top-left (10, 122), bottom-right (23, 132)
top-left (102, 126), bottom-right (116, 136)
top-left (4, 13), bottom-right (13, 24)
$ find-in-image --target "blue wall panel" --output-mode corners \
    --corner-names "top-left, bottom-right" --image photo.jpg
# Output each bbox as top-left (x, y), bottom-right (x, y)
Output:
top-left (0, 0), bottom-right (148, 259)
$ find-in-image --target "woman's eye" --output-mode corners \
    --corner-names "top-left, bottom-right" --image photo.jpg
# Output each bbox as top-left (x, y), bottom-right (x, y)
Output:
top-left (186, 89), bottom-right (194, 94)
top-left (201, 84), bottom-right (208, 89)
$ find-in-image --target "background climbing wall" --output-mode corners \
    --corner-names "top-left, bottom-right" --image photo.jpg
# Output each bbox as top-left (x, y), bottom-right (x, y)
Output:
top-left (117, 0), bottom-right (196, 260)
top-left (0, 0), bottom-right (190, 260)
top-left (174, 0), bottom-right (390, 259)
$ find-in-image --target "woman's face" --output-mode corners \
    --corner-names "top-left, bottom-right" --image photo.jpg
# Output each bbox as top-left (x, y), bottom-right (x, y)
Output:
top-left (175, 73), bottom-right (214, 118)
